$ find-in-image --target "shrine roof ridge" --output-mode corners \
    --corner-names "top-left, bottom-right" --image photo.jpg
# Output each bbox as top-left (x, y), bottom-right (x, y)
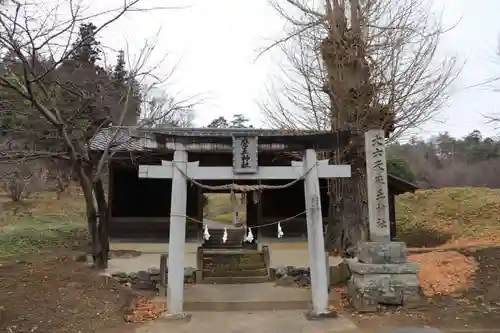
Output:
top-left (90, 126), bottom-right (351, 152)
top-left (130, 126), bottom-right (331, 137)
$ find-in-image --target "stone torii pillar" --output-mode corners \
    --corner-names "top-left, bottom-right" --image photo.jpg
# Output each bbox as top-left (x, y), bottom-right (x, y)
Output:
top-left (165, 143), bottom-right (189, 320)
top-left (301, 149), bottom-right (332, 319)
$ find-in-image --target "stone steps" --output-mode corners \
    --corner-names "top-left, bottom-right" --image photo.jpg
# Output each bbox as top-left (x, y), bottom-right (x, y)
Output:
top-left (202, 254), bottom-right (265, 264)
top-left (203, 268), bottom-right (268, 277)
top-left (200, 276), bottom-right (271, 284)
top-left (203, 262), bottom-right (267, 271)
top-left (197, 243), bottom-right (270, 284)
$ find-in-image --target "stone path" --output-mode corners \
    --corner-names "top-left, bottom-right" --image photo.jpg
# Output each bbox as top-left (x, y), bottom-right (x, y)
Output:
top-left (134, 310), bottom-right (360, 333)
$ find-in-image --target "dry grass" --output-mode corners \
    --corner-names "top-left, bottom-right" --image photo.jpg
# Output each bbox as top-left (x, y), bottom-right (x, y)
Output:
top-left (396, 187), bottom-right (500, 248)
top-left (0, 188), bottom-right (87, 257)
top-left (205, 193), bottom-right (245, 222)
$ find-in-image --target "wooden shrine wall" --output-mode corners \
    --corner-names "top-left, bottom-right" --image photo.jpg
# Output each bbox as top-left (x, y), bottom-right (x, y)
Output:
top-left (108, 162), bottom-right (203, 240)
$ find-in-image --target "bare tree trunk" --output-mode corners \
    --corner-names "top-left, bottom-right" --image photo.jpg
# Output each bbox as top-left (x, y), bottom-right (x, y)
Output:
top-left (326, 144), bottom-right (368, 255)
top-left (94, 178), bottom-right (109, 267)
top-left (339, 150), bottom-right (368, 248)
top-left (77, 162), bottom-right (109, 269)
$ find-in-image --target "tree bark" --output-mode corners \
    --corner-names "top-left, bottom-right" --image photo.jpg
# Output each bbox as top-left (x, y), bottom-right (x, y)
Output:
top-left (326, 145), bottom-right (368, 255)
top-left (77, 161), bottom-right (109, 269)
top-left (94, 177), bottom-right (109, 267)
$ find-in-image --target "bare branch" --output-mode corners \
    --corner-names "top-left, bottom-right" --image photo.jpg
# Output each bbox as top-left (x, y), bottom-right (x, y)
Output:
top-left (261, 0), bottom-right (461, 141)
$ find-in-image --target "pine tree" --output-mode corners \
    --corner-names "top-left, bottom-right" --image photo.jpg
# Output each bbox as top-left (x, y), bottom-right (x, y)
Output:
top-left (71, 23), bottom-right (101, 64)
top-left (112, 50), bottom-right (126, 84)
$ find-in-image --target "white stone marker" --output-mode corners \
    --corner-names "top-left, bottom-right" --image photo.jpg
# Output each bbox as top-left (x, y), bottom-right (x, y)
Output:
top-left (364, 129), bottom-right (391, 243)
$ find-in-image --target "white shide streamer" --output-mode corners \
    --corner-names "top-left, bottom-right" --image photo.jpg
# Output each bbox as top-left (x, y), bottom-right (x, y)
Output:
top-left (203, 224), bottom-right (211, 240)
top-left (277, 222), bottom-right (284, 238)
top-left (245, 227), bottom-right (254, 243)
top-left (222, 228), bottom-right (228, 243)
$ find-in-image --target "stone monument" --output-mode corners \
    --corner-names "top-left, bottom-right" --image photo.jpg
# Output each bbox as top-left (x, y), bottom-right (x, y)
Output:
top-left (346, 129), bottom-right (423, 311)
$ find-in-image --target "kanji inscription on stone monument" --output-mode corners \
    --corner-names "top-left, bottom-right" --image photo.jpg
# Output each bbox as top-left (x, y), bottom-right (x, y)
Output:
top-left (365, 129), bottom-right (391, 242)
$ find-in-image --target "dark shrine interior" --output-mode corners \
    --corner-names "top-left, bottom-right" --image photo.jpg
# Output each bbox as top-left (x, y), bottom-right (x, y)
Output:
top-left (111, 166), bottom-right (172, 217)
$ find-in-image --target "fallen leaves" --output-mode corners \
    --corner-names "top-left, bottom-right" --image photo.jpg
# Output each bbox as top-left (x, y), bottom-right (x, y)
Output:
top-left (123, 297), bottom-right (166, 323)
top-left (409, 251), bottom-right (479, 297)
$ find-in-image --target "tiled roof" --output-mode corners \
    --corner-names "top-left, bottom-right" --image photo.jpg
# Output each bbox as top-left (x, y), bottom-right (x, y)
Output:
top-left (89, 126), bottom-right (332, 151)
top-left (140, 127), bottom-right (329, 137)
top-left (90, 128), bottom-right (143, 151)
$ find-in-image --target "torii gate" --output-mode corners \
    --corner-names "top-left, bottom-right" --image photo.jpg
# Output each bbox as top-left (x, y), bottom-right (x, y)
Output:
top-left (138, 136), bottom-right (352, 319)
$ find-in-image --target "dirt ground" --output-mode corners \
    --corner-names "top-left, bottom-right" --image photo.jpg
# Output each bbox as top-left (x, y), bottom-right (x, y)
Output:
top-left (0, 251), bottom-right (147, 333)
top-left (347, 246), bottom-right (500, 331)
top-left (3, 247), bottom-right (500, 332)
top-left (2, 188), bottom-right (500, 332)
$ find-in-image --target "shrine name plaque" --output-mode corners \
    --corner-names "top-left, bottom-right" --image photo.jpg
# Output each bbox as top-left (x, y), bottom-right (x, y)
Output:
top-left (232, 136), bottom-right (258, 174)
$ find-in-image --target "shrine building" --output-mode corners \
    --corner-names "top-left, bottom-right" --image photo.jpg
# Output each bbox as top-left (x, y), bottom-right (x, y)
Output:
top-left (90, 127), bottom-right (417, 241)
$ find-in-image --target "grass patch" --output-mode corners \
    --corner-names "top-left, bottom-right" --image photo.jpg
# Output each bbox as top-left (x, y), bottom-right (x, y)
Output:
top-left (204, 193), bottom-right (245, 220)
top-left (396, 187), bottom-right (500, 247)
top-left (0, 190), bottom-right (87, 257)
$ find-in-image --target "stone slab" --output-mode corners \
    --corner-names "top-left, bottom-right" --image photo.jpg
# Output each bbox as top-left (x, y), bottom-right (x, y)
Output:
top-left (357, 242), bottom-right (408, 264)
top-left (346, 259), bottom-right (420, 275)
top-left (382, 329), bottom-right (443, 333)
top-left (156, 282), bottom-right (338, 312)
top-left (134, 310), bottom-right (359, 333)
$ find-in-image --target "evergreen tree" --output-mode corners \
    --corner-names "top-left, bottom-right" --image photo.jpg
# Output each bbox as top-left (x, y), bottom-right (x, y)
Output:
top-left (71, 23), bottom-right (101, 64)
top-left (112, 50), bottom-right (126, 84)
top-left (229, 114), bottom-right (252, 128)
top-left (207, 114), bottom-right (252, 128)
top-left (207, 116), bottom-right (229, 128)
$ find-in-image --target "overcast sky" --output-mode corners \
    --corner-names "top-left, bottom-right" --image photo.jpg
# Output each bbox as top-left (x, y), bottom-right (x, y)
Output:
top-left (92, 0), bottom-right (500, 139)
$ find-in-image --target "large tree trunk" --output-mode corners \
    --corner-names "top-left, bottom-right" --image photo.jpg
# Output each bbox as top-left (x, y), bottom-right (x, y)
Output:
top-left (326, 145), bottom-right (368, 255)
top-left (321, 5), bottom-right (372, 253)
